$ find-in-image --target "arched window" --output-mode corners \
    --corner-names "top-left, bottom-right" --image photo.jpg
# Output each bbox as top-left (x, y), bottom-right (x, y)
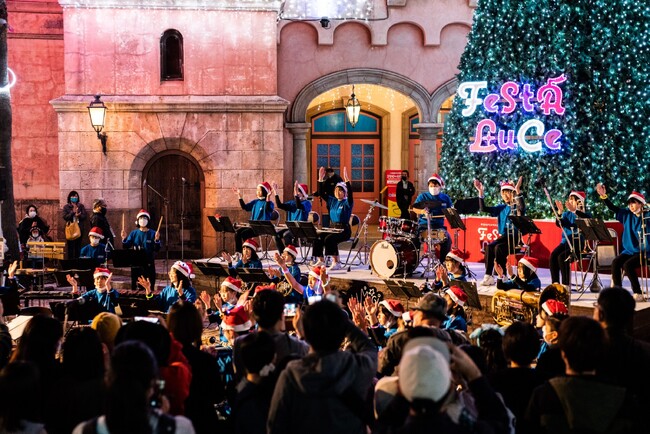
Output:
top-left (160, 29), bottom-right (184, 81)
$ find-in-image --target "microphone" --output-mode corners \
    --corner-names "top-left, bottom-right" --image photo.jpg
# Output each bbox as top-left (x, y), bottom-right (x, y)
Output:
top-left (182, 177), bottom-right (186, 183)
top-left (143, 179), bottom-right (147, 187)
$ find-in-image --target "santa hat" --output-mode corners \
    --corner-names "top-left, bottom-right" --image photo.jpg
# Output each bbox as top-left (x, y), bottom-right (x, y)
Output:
top-left (254, 283), bottom-right (276, 296)
top-left (628, 191), bottom-right (646, 205)
top-left (379, 299), bottom-right (405, 318)
top-left (500, 180), bottom-right (516, 191)
top-left (172, 261), bottom-right (194, 279)
top-left (258, 182), bottom-right (272, 195)
top-left (427, 173), bottom-right (445, 188)
top-left (519, 256), bottom-right (538, 273)
top-left (243, 238), bottom-right (259, 251)
top-left (309, 266), bottom-right (323, 280)
top-left (446, 249), bottom-right (467, 264)
top-left (93, 267), bottom-right (111, 279)
top-left (297, 183), bottom-right (309, 198)
top-left (136, 209), bottom-right (150, 225)
top-left (446, 286), bottom-right (468, 307)
top-left (88, 227), bottom-right (105, 239)
top-left (221, 276), bottom-right (244, 293)
top-left (542, 299), bottom-right (568, 317)
top-left (220, 305), bottom-right (252, 332)
top-left (335, 182), bottom-right (348, 195)
top-left (283, 245), bottom-right (298, 259)
top-left (569, 190), bottom-right (586, 203)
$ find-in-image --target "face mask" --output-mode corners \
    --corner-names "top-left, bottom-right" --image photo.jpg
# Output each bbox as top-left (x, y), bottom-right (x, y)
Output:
top-left (401, 176), bottom-right (407, 181)
top-left (138, 218), bottom-right (148, 227)
top-left (100, 207), bottom-right (107, 216)
top-left (90, 237), bottom-right (100, 247)
top-left (429, 187), bottom-right (441, 196)
top-left (28, 211), bottom-right (37, 218)
top-left (31, 232), bottom-right (39, 238)
top-left (70, 197), bottom-right (78, 203)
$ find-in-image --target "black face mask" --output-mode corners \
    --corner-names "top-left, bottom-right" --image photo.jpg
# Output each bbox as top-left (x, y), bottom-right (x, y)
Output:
top-left (100, 207), bottom-right (107, 216)
top-left (401, 176), bottom-right (407, 181)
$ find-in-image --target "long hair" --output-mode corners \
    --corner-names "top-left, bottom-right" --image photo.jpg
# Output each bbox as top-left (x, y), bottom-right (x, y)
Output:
top-left (168, 301), bottom-right (203, 348)
top-left (10, 315), bottom-right (62, 372)
top-left (0, 362), bottom-right (41, 432)
top-left (105, 341), bottom-right (158, 434)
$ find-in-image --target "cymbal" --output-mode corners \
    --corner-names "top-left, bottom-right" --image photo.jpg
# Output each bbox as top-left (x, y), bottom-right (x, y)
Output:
top-left (360, 198), bottom-right (389, 210)
top-left (413, 200), bottom-right (442, 210)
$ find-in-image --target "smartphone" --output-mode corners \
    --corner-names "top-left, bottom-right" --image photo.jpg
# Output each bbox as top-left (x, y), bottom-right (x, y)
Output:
top-left (150, 379), bottom-right (166, 409)
top-left (283, 303), bottom-right (297, 317)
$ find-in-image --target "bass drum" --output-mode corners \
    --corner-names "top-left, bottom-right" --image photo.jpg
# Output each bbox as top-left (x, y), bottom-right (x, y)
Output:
top-left (370, 239), bottom-right (419, 278)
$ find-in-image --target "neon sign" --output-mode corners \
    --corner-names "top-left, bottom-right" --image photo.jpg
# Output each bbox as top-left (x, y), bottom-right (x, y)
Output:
top-left (457, 74), bottom-right (566, 153)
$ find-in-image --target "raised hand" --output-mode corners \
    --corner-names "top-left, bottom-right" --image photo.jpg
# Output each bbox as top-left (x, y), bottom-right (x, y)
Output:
top-left (67, 274), bottom-right (79, 293)
top-left (199, 290), bottom-right (211, 308)
top-left (319, 166), bottom-right (326, 181)
top-left (137, 276), bottom-right (151, 294)
top-left (347, 298), bottom-right (367, 329)
top-left (555, 199), bottom-right (564, 214)
top-left (176, 280), bottom-right (184, 296)
top-left (8, 261), bottom-right (18, 279)
top-left (293, 181), bottom-right (299, 196)
top-left (213, 293), bottom-right (223, 311)
top-left (343, 167), bottom-right (350, 183)
top-left (515, 176), bottom-right (523, 194)
top-left (267, 267), bottom-right (281, 278)
top-left (596, 183), bottom-right (606, 197)
top-left (273, 252), bottom-right (286, 269)
top-left (232, 187), bottom-right (242, 198)
top-left (473, 179), bottom-right (484, 195)
top-left (221, 251), bottom-right (233, 263)
top-left (106, 273), bottom-right (113, 290)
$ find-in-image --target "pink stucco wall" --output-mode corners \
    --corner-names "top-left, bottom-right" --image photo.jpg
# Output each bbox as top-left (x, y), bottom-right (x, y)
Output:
top-left (62, 8), bottom-right (278, 96)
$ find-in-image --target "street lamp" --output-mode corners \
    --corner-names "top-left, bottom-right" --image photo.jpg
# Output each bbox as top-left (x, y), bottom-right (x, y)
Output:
top-left (345, 85), bottom-right (361, 128)
top-left (87, 94), bottom-right (108, 154)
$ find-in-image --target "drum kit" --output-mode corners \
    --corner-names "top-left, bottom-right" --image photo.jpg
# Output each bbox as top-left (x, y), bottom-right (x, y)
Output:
top-left (367, 199), bottom-right (446, 279)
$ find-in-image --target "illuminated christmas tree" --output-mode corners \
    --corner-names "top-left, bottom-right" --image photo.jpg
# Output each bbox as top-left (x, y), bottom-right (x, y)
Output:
top-left (440, 0), bottom-right (650, 217)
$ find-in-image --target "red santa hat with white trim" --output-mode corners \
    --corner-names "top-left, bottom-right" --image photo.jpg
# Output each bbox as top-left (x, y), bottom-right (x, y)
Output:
top-left (89, 227), bottom-right (105, 239)
top-left (500, 180), bottom-right (516, 191)
top-left (541, 299), bottom-right (568, 317)
top-left (220, 305), bottom-right (252, 332)
top-left (519, 256), bottom-right (539, 273)
top-left (628, 191), bottom-right (646, 205)
top-left (446, 286), bottom-right (468, 307)
top-left (258, 182), bottom-right (272, 195)
top-left (221, 276), bottom-right (244, 293)
top-left (569, 190), bottom-right (586, 203)
top-left (172, 260), bottom-right (194, 279)
top-left (427, 173), bottom-right (445, 188)
top-left (297, 183), bottom-right (309, 198)
top-left (254, 283), bottom-right (277, 296)
top-left (446, 249), bottom-right (467, 264)
top-left (243, 238), bottom-right (259, 251)
top-left (379, 299), bottom-right (405, 318)
top-left (93, 267), bottom-right (111, 279)
top-left (283, 245), bottom-right (298, 259)
top-left (309, 266), bottom-right (323, 280)
top-left (135, 209), bottom-right (150, 225)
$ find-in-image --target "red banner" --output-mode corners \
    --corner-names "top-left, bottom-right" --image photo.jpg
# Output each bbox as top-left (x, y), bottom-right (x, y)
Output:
top-left (385, 170), bottom-right (403, 217)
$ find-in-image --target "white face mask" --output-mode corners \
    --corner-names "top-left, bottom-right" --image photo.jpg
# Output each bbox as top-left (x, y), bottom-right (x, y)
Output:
top-left (138, 218), bottom-right (148, 227)
top-left (429, 187), bottom-right (441, 196)
top-left (28, 211), bottom-right (37, 218)
top-left (90, 237), bottom-right (100, 247)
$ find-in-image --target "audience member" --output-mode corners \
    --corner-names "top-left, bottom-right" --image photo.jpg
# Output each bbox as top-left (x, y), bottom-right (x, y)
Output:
top-left (63, 190), bottom-right (88, 259)
top-left (90, 312), bottom-right (122, 353)
top-left (72, 340), bottom-right (195, 434)
top-left (268, 300), bottom-right (377, 434)
top-left (525, 316), bottom-right (638, 433)
top-left (0, 361), bottom-right (46, 434)
top-left (168, 301), bottom-right (224, 434)
top-left (233, 331), bottom-right (278, 434)
top-left (534, 299), bottom-right (568, 381)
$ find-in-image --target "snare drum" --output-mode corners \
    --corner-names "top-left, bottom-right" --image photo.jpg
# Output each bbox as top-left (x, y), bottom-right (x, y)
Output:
top-left (370, 239), bottom-right (419, 278)
top-left (428, 228), bottom-right (448, 244)
top-left (397, 219), bottom-right (418, 239)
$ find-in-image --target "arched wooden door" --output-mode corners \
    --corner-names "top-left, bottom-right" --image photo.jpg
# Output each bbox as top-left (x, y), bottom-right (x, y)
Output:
top-left (143, 152), bottom-right (203, 259)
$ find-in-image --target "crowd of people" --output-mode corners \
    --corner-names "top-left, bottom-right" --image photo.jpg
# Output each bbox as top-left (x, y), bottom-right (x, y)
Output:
top-left (0, 283), bottom-right (648, 434)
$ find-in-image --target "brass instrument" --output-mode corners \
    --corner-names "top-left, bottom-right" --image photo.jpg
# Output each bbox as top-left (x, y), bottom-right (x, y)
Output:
top-left (491, 283), bottom-right (569, 326)
top-left (276, 279), bottom-right (294, 297)
top-left (201, 327), bottom-right (223, 346)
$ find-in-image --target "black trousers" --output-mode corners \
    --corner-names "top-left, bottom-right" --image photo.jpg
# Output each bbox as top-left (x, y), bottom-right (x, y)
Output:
top-left (397, 203), bottom-right (410, 220)
top-left (312, 226), bottom-right (351, 257)
top-left (484, 236), bottom-right (518, 275)
top-left (549, 242), bottom-right (579, 285)
top-left (611, 253), bottom-right (644, 294)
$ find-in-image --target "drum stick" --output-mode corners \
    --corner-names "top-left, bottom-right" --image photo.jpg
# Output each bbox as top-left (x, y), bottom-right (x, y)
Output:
top-left (380, 185), bottom-right (388, 195)
top-left (156, 216), bottom-right (163, 233)
top-left (121, 212), bottom-right (125, 233)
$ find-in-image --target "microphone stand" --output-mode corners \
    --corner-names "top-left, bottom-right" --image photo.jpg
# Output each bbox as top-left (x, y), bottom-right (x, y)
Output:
top-left (145, 183), bottom-right (169, 277)
top-left (181, 178), bottom-right (186, 261)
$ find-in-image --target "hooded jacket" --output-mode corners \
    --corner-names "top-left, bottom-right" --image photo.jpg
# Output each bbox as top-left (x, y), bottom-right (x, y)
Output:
top-left (267, 322), bottom-right (377, 434)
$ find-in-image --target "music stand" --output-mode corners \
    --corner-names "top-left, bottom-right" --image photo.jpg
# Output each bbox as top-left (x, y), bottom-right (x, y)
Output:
top-left (383, 279), bottom-right (422, 301)
top-left (60, 258), bottom-right (99, 271)
top-left (208, 215), bottom-right (237, 255)
top-left (111, 249), bottom-right (149, 268)
top-left (443, 208), bottom-right (466, 231)
top-left (453, 197), bottom-right (481, 215)
top-left (449, 280), bottom-right (482, 310)
top-left (249, 221), bottom-right (278, 259)
top-left (507, 216), bottom-right (542, 235)
top-left (54, 270), bottom-right (94, 290)
top-left (193, 261), bottom-right (231, 288)
top-left (237, 268), bottom-right (273, 285)
top-left (575, 218), bottom-right (612, 297)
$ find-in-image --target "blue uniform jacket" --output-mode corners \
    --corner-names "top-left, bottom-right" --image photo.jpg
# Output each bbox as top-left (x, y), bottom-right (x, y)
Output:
top-left (479, 195), bottom-right (526, 236)
top-left (79, 288), bottom-right (120, 313)
top-left (122, 229), bottom-right (161, 260)
top-left (79, 243), bottom-right (108, 266)
top-left (414, 192), bottom-right (453, 229)
top-left (318, 181), bottom-right (353, 224)
top-left (156, 285), bottom-right (197, 312)
top-left (240, 198), bottom-right (274, 221)
top-left (603, 198), bottom-right (649, 255)
top-left (276, 195), bottom-right (312, 222)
